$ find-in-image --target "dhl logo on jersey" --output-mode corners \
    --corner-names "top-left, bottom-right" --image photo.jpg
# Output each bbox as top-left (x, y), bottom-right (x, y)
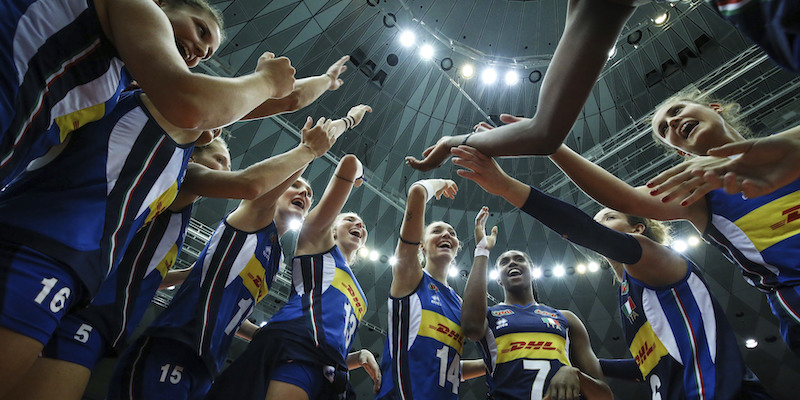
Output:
top-left (534, 309), bottom-right (559, 319)
top-left (144, 183), bottom-right (179, 226)
top-left (491, 309), bottom-right (514, 317)
top-left (419, 310), bottom-right (464, 354)
top-left (736, 189), bottom-right (800, 251)
top-left (495, 332), bottom-right (569, 365)
top-left (240, 256), bottom-right (269, 302)
top-left (332, 267), bottom-right (367, 320)
top-left (629, 321), bottom-right (669, 377)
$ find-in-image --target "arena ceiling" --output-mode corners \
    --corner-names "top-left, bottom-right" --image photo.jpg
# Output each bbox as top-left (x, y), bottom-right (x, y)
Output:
top-left (133, 0), bottom-right (800, 399)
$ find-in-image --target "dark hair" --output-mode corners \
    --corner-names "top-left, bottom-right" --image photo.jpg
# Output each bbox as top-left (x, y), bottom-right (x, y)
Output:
top-left (650, 87), bottom-right (751, 154)
top-left (162, 0), bottom-right (226, 42)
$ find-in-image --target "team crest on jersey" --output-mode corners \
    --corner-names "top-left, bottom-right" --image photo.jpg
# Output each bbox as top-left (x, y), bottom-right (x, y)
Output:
top-left (541, 317), bottom-right (562, 331)
top-left (496, 317), bottom-right (509, 329)
top-left (534, 309), bottom-right (558, 319)
top-left (620, 280), bottom-right (629, 296)
top-left (428, 282), bottom-right (439, 292)
top-left (491, 309), bottom-right (514, 317)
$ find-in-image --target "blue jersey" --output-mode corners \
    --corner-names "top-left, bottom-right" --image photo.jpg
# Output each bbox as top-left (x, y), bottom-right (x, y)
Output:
top-left (0, 0), bottom-right (132, 186)
top-left (73, 204), bottom-right (193, 353)
top-left (479, 304), bottom-right (572, 400)
top-left (703, 176), bottom-right (800, 290)
top-left (0, 90), bottom-right (192, 296)
top-left (268, 245), bottom-right (367, 366)
top-left (376, 271), bottom-right (464, 400)
top-left (146, 218), bottom-right (283, 375)
top-left (618, 259), bottom-right (748, 400)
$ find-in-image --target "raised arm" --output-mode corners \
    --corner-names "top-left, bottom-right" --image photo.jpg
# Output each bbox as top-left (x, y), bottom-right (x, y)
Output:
top-left (460, 359), bottom-right (488, 381)
top-left (391, 179), bottom-right (458, 297)
top-left (103, 0), bottom-right (295, 130)
top-left (295, 154), bottom-right (363, 255)
top-left (240, 56), bottom-right (351, 120)
top-left (461, 207), bottom-right (497, 340)
top-left (454, 146), bottom-right (687, 287)
top-left (405, 0), bottom-right (635, 170)
top-left (158, 266), bottom-right (193, 289)
top-left (346, 349), bottom-right (382, 393)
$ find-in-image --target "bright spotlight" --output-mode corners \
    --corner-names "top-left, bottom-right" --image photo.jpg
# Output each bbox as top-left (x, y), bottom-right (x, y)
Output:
top-left (588, 262), bottom-right (600, 272)
top-left (576, 264), bottom-right (587, 275)
top-left (532, 267), bottom-right (542, 279)
top-left (359, 247), bottom-right (370, 258)
top-left (259, 321), bottom-right (267, 327)
top-left (289, 219), bottom-right (302, 231)
top-left (167, 285), bottom-right (176, 290)
top-left (370, 250), bottom-right (380, 261)
top-left (688, 236), bottom-right (701, 247)
top-left (489, 269), bottom-right (499, 280)
top-left (399, 30), bottom-right (416, 47)
top-left (460, 64), bottom-right (475, 79)
top-left (745, 338), bottom-right (758, 349)
top-left (504, 70), bottom-right (519, 86)
top-left (481, 68), bottom-right (497, 85)
top-left (653, 12), bottom-right (669, 26)
top-left (553, 265), bottom-right (565, 277)
top-left (388, 256), bottom-right (398, 266)
top-left (448, 266), bottom-right (458, 277)
top-left (420, 44), bottom-right (434, 60)
top-left (672, 240), bottom-right (688, 253)
top-left (608, 46), bottom-right (617, 60)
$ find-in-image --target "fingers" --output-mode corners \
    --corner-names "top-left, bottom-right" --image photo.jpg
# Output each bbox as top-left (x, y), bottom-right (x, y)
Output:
top-left (451, 145), bottom-right (489, 161)
top-left (646, 162), bottom-right (688, 189)
top-left (658, 175), bottom-right (706, 204)
top-left (302, 116), bottom-right (313, 130)
top-left (499, 113), bottom-right (526, 124)
top-left (490, 226), bottom-right (498, 238)
top-left (706, 140), bottom-right (753, 157)
top-left (260, 51), bottom-right (275, 60)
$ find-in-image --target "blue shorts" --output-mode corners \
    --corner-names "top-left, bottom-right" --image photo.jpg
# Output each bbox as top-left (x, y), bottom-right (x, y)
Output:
top-left (766, 286), bottom-right (800, 357)
top-left (0, 240), bottom-right (86, 345)
top-left (106, 336), bottom-right (212, 400)
top-left (271, 361), bottom-right (328, 399)
top-left (42, 314), bottom-right (108, 370)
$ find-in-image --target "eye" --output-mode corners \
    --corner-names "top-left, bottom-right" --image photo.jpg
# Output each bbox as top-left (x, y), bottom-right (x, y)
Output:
top-left (671, 105), bottom-right (683, 116)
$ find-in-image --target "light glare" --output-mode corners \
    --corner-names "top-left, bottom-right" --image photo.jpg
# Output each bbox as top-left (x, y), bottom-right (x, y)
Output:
top-left (461, 64), bottom-right (475, 79)
top-left (576, 264), bottom-right (587, 274)
top-left (553, 265), bottom-right (565, 277)
top-left (672, 240), bottom-right (688, 253)
top-left (369, 250), bottom-right (380, 261)
top-left (588, 262), bottom-right (600, 272)
top-left (289, 219), bottom-right (302, 231)
top-left (532, 267), bottom-right (542, 279)
top-left (745, 338), bottom-right (758, 349)
top-left (359, 247), bottom-right (370, 258)
top-left (399, 30), bottom-right (416, 47)
top-left (420, 44), bottom-right (434, 60)
top-left (504, 70), bottom-right (519, 86)
top-left (448, 266), bottom-right (458, 277)
top-left (688, 236), bottom-right (701, 246)
top-left (489, 269), bottom-right (499, 280)
top-left (653, 12), bottom-right (669, 26)
top-left (389, 256), bottom-right (398, 266)
top-left (481, 68), bottom-right (497, 84)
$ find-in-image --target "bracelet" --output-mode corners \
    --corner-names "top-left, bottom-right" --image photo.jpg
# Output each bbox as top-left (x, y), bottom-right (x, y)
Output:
top-left (413, 181), bottom-right (436, 202)
top-left (399, 235), bottom-right (421, 246)
top-left (461, 132), bottom-right (474, 146)
top-left (335, 174), bottom-right (354, 183)
top-left (343, 115), bottom-right (356, 129)
top-left (474, 247), bottom-right (490, 258)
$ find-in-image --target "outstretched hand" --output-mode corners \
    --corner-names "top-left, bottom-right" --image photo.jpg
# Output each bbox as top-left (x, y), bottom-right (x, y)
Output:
top-left (346, 104), bottom-right (373, 128)
top-left (357, 349), bottom-right (382, 393)
top-left (300, 116), bottom-right (336, 157)
top-left (645, 156), bottom-right (730, 206)
top-left (452, 145), bottom-right (511, 196)
top-left (405, 136), bottom-right (457, 172)
top-left (325, 55), bottom-right (349, 91)
top-left (474, 206), bottom-right (498, 251)
top-left (255, 52), bottom-right (296, 99)
top-left (543, 366), bottom-right (581, 400)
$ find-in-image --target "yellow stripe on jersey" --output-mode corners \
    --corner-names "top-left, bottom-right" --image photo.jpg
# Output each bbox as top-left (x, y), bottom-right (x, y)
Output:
top-left (144, 183), bottom-right (179, 226)
top-left (629, 321), bottom-right (669, 378)
top-left (156, 244), bottom-right (179, 279)
top-left (735, 189), bottom-right (800, 251)
top-left (495, 332), bottom-right (570, 365)
top-left (54, 102), bottom-right (106, 141)
top-left (332, 268), bottom-right (367, 320)
top-left (240, 256), bottom-right (269, 302)
top-left (418, 310), bottom-right (464, 354)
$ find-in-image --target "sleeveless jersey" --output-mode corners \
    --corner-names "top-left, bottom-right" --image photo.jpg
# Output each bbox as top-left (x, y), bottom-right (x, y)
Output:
top-left (0, 90), bottom-right (192, 295)
top-left (703, 176), bottom-right (800, 290)
top-left (479, 303), bottom-right (572, 400)
top-left (268, 245), bottom-right (367, 366)
top-left (1, 0), bottom-right (132, 186)
top-left (146, 218), bottom-right (283, 375)
top-left (618, 259), bottom-right (748, 400)
top-left (74, 204), bottom-right (193, 353)
top-left (376, 271), bottom-right (464, 400)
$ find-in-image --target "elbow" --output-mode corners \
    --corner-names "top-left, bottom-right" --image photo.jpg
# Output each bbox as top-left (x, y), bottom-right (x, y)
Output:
top-left (461, 322), bottom-right (484, 341)
top-left (407, 184), bottom-right (428, 199)
top-left (159, 98), bottom-right (206, 130)
top-left (282, 92), bottom-right (302, 113)
top-left (519, 120), bottom-right (562, 156)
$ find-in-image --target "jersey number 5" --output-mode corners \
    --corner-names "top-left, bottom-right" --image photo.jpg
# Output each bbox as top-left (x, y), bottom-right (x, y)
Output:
top-left (523, 360), bottom-right (551, 400)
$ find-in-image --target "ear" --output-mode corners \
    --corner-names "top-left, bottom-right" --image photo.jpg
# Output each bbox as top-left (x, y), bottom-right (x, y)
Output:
top-left (709, 103), bottom-right (723, 114)
top-left (632, 223), bottom-right (646, 235)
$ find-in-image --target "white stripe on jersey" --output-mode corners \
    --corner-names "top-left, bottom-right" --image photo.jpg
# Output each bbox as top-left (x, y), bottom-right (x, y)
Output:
top-left (51, 58), bottom-right (124, 120)
top-left (686, 273), bottom-right (718, 361)
top-left (106, 107), bottom-right (148, 195)
top-left (710, 214), bottom-right (781, 278)
top-left (13, 0), bottom-right (88, 83)
top-left (291, 252), bottom-right (337, 295)
top-left (483, 328), bottom-right (498, 374)
top-left (143, 212), bottom-right (186, 277)
top-left (200, 227), bottom-right (225, 284)
top-left (133, 146), bottom-right (184, 217)
top-left (642, 288), bottom-right (682, 364)
top-left (225, 233), bottom-right (260, 287)
top-left (387, 294), bottom-right (422, 354)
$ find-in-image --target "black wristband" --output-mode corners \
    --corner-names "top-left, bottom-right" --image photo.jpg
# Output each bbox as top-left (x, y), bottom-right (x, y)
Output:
top-left (399, 235), bottom-right (421, 246)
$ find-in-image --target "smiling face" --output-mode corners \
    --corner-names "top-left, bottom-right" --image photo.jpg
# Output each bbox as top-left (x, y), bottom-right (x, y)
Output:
top-left (651, 101), bottom-right (742, 156)
top-left (421, 221), bottom-right (459, 265)
top-left (161, 2), bottom-right (222, 67)
top-left (496, 250), bottom-right (533, 293)
top-left (333, 213), bottom-right (368, 254)
top-left (275, 178), bottom-right (313, 222)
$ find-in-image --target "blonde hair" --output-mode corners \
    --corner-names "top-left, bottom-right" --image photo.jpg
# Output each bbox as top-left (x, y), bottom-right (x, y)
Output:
top-left (650, 87), bottom-right (751, 153)
top-left (624, 214), bottom-right (671, 245)
top-left (162, 0), bottom-right (226, 42)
